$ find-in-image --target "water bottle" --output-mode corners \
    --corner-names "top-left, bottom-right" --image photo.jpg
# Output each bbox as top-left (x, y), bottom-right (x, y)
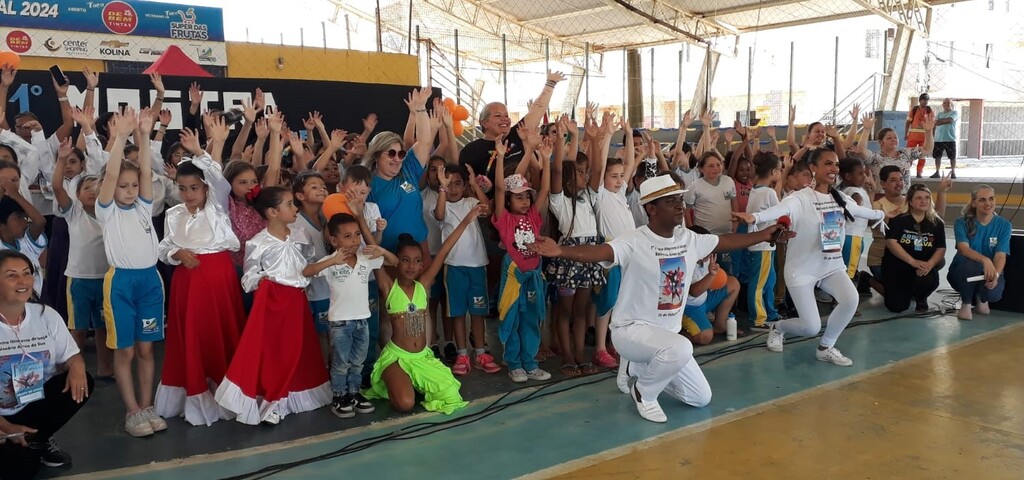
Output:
top-left (726, 313), bottom-right (737, 341)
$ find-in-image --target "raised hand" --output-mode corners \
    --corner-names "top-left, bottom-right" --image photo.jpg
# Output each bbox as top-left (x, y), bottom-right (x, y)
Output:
top-left (138, 108), bottom-right (154, 135)
top-left (83, 66), bottom-right (99, 89)
top-left (546, 70), bottom-right (567, 83)
top-left (113, 108), bottom-right (138, 137)
top-left (922, 113), bottom-right (936, 131)
top-left (440, 106), bottom-right (453, 128)
top-left (158, 109), bottom-right (172, 126)
top-left (723, 129), bottom-right (735, 145)
top-left (538, 137), bottom-right (554, 161)
top-left (71, 106), bottom-right (94, 127)
top-left (850, 104), bottom-right (860, 121)
top-left (494, 135), bottom-right (508, 158)
top-left (766, 125), bottom-right (777, 139)
top-left (437, 165), bottom-right (450, 189)
top-left (329, 129), bottom-right (347, 150)
top-left (861, 112), bottom-right (876, 132)
top-left (57, 137), bottom-right (73, 159)
top-left (0, 64), bottom-right (16, 87)
top-left (789, 104), bottom-right (797, 124)
top-left (267, 111), bottom-right (283, 133)
top-left (700, 109), bottom-right (714, 127)
top-left (405, 88), bottom-right (431, 112)
top-left (188, 82), bottom-right (203, 105)
top-left (681, 109), bottom-right (694, 129)
top-left (520, 125), bottom-right (541, 150)
top-left (254, 118), bottom-right (269, 139)
top-left (179, 127), bottom-right (202, 154)
top-left (253, 87), bottom-right (265, 111)
top-left (149, 73), bottom-right (165, 93)
top-left (303, 112), bottom-right (318, 130)
top-left (242, 99), bottom-right (257, 124)
top-left (363, 113), bottom-right (378, 133)
top-left (209, 115), bottom-right (230, 143)
top-left (585, 102), bottom-right (599, 121)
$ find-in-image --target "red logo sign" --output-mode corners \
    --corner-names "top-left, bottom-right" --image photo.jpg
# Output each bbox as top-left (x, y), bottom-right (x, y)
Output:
top-left (5, 31), bottom-right (32, 53)
top-left (102, 1), bottom-right (139, 34)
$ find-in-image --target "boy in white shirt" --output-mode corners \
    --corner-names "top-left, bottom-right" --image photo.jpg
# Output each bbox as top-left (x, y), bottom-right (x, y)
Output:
top-left (433, 163), bottom-right (498, 376)
top-left (303, 213), bottom-right (396, 419)
top-left (745, 153), bottom-right (783, 329)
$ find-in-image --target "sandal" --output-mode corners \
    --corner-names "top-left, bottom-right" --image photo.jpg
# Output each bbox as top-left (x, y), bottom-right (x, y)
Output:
top-left (579, 363), bottom-right (596, 375)
top-left (537, 347), bottom-right (556, 359)
top-left (560, 364), bottom-right (582, 377)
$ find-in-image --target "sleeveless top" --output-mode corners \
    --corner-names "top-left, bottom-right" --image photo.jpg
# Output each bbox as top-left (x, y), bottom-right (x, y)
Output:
top-left (386, 280), bottom-right (429, 338)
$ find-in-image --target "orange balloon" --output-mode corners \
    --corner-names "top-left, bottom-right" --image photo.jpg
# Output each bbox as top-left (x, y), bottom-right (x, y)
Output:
top-left (443, 97), bottom-right (456, 112)
top-left (0, 51), bottom-right (20, 69)
top-left (709, 268), bottom-right (728, 291)
top-left (453, 122), bottom-right (464, 137)
top-left (322, 193), bottom-right (353, 220)
top-left (453, 105), bottom-right (470, 122)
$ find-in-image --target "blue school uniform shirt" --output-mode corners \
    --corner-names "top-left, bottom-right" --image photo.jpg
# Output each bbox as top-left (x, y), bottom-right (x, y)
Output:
top-left (368, 149), bottom-right (426, 252)
top-left (951, 215), bottom-right (1012, 266)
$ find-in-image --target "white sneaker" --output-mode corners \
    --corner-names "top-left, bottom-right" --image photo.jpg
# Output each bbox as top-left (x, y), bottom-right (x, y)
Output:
top-left (142, 406), bottom-right (167, 432)
top-left (508, 368), bottom-right (528, 383)
top-left (957, 304), bottom-right (973, 321)
top-left (815, 346), bottom-right (853, 367)
top-left (976, 301), bottom-right (990, 315)
top-left (526, 368), bottom-right (551, 381)
top-left (628, 379), bottom-right (667, 423)
top-left (766, 322), bottom-right (784, 352)
top-left (125, 411), bottom-right (154, 438)
top-left (616, 360), bottom-right (631, 394)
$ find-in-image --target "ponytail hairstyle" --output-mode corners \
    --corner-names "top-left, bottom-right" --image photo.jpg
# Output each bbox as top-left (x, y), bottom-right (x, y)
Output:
top-left (396, 232), bottom-right (421, 256)
top-left (961, 184), bottom-right (994, 239)
top-left (839, 157), bottom-right (865, 189)
top-left (752, 151), bottom-right (781, 179)
top-left (808, 148), bottom-right (854, 222)
top-left (252, 186), bottom-right (290, 220)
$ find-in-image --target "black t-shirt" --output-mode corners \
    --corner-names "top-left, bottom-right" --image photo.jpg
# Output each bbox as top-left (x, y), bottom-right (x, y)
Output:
top-left (882, 213), bottom-right (946, 270)
top-left (459, 120), bottom-right (525, 192)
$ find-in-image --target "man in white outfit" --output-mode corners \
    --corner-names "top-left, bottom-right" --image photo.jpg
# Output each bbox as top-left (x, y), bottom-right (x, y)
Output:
top-left (530, 174), bottom-right (790, 423)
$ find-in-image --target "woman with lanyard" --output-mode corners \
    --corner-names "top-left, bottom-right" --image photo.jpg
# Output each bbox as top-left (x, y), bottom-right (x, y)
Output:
top-left (881, 184), bottom-right (946, 313)
top-left (735, 148), bottom-right (885, 367)
top-left (364, 88), bottom-right (434, 256)
top-left (0, 250), bottom-right (92, 478)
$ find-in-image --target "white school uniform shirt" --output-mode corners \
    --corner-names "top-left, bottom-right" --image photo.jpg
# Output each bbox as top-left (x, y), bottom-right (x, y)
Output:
top-left (595, 186), bottom-right (634, 242)
top-left (315, 251), bottom-right (384, 321)
top-left (291, 213), bottom-right (330, 301)
top-left (0, 130), bottom-right (41, 195)
top-left (685, 261), bottom-right (711, 307)
top-left (241, 226), bottom-right (314, 293)
top-left (603, 225), bottom-right (719, 333)
top-left (1, 232), bottom-right (47, 295)
top-left (751, 188), bottom-right (883, 287)
top-left (96, 197), bottom-right (159, 269)
top-left (0, 304), bottom-right (80, 416)
top-left (361, 201), bottom-right (381, 248)
top-left (684, 175), bottom-right (737, 235)
top-left (746, 185), bottom-right (780, 252)
top-left (421, 188), bottom-right (442, 255)
top-left (625, 188), bottom-right (648, 228)
top-left (549, 190), bottom-right (598, 239)
top-left (841, 186), bottom-right (871, 238)
top-left (158, 155), bottom-right (240, 265)
top-left (440, 197), bottom-right (488, 267)
top-left (57, 201), bottom-right (108, 279)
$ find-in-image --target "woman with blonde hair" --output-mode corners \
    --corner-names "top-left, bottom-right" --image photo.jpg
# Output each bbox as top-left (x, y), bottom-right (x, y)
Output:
top-left (880, 183), bottom-right (946, 312)
top-left (946, 184), bottom-right (1011, 320)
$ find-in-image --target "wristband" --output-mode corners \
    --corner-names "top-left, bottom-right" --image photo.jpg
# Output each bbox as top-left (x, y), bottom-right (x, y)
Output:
top-left (58, 96), bottom-right (69, 102)
top-left (155, 96), bottom-right (165, 101)
top-left (414, 108), bottom-right (427, 113)
top-left (545, 80), bottom-right (557, 88)
top-left (86, 88), bottom-right (95, 92)
top-left (439, 187), bottom-right (448, 193)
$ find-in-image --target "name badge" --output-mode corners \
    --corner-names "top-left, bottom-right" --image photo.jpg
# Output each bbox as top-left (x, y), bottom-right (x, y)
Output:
top-left (12, 359), bottom-right (45, 406)
top-left (913, 236), bottom-right (923, 252)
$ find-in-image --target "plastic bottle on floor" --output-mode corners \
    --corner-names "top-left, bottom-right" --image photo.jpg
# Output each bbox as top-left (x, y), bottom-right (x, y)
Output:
top-left (726, 313), bottom-right (737, 341)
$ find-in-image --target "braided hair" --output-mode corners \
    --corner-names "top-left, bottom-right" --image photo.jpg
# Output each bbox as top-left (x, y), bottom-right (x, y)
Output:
top-left (808, 148), bottom-right (854, 222)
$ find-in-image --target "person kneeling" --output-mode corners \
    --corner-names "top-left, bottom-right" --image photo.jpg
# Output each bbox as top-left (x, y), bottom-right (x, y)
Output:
top-left (881, 184), bottom-right (946, 313)
top-left (681, 250), bottom-right (740, 345)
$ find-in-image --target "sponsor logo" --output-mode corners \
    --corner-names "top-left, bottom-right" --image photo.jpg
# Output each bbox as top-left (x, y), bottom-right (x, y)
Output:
top-left (44, 37), bottom-right (60, 52)
top-left (63, 39), bottom-right (89, 56)
top-left (5, 31), bottom-right (31, 54)
top-left (100, 40), bottom-right (130, 48)
top-left (139, 48), bottom-right (164, 56)
top-left (169, 7), bottom-right (210, 40)
top-left (103, 1), bottom-right (139, 35)
top-left (197, 47), bottom-right (217, 62)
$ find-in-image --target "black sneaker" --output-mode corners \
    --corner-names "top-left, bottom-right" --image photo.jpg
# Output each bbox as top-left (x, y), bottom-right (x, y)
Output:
top-left (30, 438), bottom-right (71, 468)
top-left (331, 394), bottom-right (355, 419)
top-left (430, 344), bottom-right (442, 361)
top-left (930, 171), bottom-right (941, 179)
top-left (856, 272), bottom-right (873, 297)
top-left (443, 342), bottom-right (458, 364)
top-left (351, 393), bottom-right (376, 414)
top-left (950, 172), bottom-right (956, 179)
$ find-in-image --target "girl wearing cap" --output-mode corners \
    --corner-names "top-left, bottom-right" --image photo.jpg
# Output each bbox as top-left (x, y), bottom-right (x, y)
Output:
top-left (492, 135), bottom-right (553, 383)
top-left (154, 121), bottom-right (246, 427)
top-left (530, 174), bottom-right (786, 423)
top-left (735, 149), bottom-right (885, 367)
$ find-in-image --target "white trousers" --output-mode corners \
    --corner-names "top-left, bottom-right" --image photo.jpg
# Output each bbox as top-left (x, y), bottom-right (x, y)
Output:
top-left (780, 269), bottom-right (858, 348)
top-left (611, 322), bottom-right (712, 407)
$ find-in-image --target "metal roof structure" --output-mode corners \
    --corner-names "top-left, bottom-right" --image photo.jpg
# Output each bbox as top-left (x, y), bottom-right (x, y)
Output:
top-left (336, 0), bottom-right (964, 66)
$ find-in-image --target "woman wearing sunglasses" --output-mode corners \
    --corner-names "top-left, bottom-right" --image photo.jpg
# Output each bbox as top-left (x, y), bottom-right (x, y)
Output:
top-left (880, 184), bottom-right (946, 313)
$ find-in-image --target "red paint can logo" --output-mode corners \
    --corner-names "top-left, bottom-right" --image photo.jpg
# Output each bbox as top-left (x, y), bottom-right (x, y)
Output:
top-left (5, 31), bottom-right (32, 53)
top-left (102, 1), bottom-right (139, 34)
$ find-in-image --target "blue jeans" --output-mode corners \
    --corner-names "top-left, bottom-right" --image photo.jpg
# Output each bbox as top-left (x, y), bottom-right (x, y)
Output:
top-left (947, 259), bottom-right (1006, 305)
top-left (329, 319), bottom-right (369, 395)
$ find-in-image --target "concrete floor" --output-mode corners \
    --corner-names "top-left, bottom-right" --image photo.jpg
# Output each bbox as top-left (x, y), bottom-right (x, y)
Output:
top-left (555, 323), bottom-right (1024, 480)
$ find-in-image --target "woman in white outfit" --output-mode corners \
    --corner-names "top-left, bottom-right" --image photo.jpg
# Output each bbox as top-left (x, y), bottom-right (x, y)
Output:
top-left (735, 148), bottom-right (884, 366)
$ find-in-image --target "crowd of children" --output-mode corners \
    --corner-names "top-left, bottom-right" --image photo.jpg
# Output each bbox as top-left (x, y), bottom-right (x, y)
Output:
top-left (0, 64), bottom-right (1014, 465)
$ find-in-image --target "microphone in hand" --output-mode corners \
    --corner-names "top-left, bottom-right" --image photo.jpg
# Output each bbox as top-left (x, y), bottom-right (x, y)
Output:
top-left (770, 215), bottom-right (792, 247)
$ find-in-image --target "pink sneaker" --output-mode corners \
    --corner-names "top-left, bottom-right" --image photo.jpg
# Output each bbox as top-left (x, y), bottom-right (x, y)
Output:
top-left (593, 350), bottom-right (619, 369)
top-left (452, 354), bottom-right (471, 376)
top-left (473, 353), bottom-right (502, 374)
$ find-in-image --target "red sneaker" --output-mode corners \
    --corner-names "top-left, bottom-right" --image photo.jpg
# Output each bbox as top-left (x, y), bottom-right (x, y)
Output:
top-left (473, 353), bottom-right (502, 374)
top-left (452, 354), bottom-right (471, 376)
top-left (593, 350), bottom-right (619, 369)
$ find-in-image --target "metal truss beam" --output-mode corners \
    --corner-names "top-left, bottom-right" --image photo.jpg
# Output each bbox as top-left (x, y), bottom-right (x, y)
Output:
top-left (695, 0), bottom-right (807, 18)
top-left (521, 6), bottom-right (617, 25)
top-left (850, 0), bottom-right (932, 37)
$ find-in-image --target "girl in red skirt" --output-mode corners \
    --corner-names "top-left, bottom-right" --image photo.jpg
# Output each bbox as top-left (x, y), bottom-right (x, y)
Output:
top-left (155, 124), bottom-right (246, 426)
top-left (215, 186), bottom-right (331, 425)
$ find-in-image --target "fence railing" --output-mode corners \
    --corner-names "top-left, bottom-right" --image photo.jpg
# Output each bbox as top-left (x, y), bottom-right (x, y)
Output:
top-left (422, 38), bottom-right (485, 146)
top-left (820, 73), bottom-right (886, 125)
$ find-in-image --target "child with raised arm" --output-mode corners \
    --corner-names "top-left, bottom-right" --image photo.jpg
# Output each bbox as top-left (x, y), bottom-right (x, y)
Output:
top-left (95, 108), bottom-right (167, 437)
top-left (492, 135), bottom-right (553, 383)
top-left (0, 161), bottom-right (47, 296)
top-left (52, 139), bottom-right (112, 379)
top-left (154, 118), bottom-right (246, 427)
top-left (364, 208), bottom-right (481, 414)
top-left (215, 186), bottom-right (331, 425)
top-left (434, 163), bottom-right (498, 376)
top-left (303, 213), bottom-right (396, 419)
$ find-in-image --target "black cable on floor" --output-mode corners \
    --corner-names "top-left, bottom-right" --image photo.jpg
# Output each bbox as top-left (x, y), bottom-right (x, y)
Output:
top-left (220, 308), bottom-right (945, 480)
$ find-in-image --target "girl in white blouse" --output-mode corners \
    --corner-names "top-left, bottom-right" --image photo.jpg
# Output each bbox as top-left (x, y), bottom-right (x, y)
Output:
top-left (215, 186), bottom-right (331, 425)
top-left (154, 121), bottom-right (246, 427)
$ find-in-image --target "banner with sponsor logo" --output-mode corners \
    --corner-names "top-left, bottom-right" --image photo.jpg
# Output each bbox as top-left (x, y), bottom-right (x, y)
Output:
top-left (0, 1), bottom-right (226, 65)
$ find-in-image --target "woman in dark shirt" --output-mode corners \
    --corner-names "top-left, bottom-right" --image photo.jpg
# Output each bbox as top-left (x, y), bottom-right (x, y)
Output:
top-left (881, 184), bottom-right (946, 312)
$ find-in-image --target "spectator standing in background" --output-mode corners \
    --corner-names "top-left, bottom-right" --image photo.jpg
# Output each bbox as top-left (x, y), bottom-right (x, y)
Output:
top-left (931, 98), bottom-right (958, 179)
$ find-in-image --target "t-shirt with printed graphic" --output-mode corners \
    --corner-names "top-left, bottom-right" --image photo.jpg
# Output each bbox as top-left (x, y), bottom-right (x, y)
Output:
top-left (315, 251), bottom-right (385, 321)
top-left (882, 213), bottom-right (946, 274)
top-left (492, 206), bottom-right (543, 272)
top-left (603, 226), bottom-right (719, 332)
top-left (0, 305), bottom-right (79, 415)
top-left (951, 214), bottom-right (1012, 268)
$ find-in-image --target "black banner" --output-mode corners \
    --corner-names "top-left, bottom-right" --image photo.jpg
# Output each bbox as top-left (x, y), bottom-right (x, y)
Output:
top-left (2, 70), bottom-right (433, 141)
